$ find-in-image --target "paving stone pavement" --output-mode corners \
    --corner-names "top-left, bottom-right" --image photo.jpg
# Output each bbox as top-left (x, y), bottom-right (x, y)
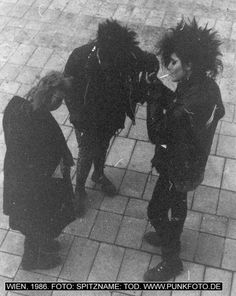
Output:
top-left (0, 0), bottom-right (236, 295)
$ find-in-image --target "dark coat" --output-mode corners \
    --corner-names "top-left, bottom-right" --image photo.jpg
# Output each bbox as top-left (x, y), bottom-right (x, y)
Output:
top-left (3, 96), bottom-right (75, 237)
top-left (64, 42), bottom-right (144, 134)
top-left (147, 76), bottom-right (225, 192)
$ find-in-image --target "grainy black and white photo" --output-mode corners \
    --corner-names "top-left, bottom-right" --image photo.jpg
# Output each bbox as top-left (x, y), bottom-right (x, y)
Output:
top-left (0, 0), bottom-right (235, 295)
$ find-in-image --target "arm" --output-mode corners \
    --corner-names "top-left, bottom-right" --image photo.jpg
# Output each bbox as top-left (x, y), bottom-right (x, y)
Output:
top-left (60, 143), bottom-right (74, 178)
top-left (146, 79), bottom-right (175, 144)
top-left (64, 46), bottom-right (91, 130)
top-left (64, 48), bottom-right (83, 116)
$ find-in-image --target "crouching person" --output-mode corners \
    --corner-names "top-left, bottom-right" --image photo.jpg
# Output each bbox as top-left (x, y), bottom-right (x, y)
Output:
top-left (143, 18), bottom-right (225, 281)
top-left (3, 71), bottom-right (75, 270)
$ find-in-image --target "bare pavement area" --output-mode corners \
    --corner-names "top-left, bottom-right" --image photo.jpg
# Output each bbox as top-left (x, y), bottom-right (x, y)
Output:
top-left (0, 0), bottom-right (236, 295)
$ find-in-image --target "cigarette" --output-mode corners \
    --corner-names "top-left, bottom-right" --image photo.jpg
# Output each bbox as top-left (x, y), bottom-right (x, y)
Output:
top-left (159, 74), bottom-right (170, 79)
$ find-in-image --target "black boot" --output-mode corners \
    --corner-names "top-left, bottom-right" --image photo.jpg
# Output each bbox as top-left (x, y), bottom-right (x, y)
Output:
top-left (22, 238), bottom-right (61, 270)
top-left (143, 258), bottom-right (183, 281)
top-left (22, 252), bottom-right (61, 271)
top-left (91, 172), bottom-right (117, 196)
top-left (143, 231), bottom-right (162, 247)
top-left (41, 239), bottom-right (61, 253)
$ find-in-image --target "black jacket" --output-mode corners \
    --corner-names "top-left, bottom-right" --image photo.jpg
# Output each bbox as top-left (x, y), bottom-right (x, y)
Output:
top-left (3, 96), bottom-right (74, 236)
top-left (64, 42), bottom-right (144, 134)
top-left (147, 76), bottom-right (225, 192)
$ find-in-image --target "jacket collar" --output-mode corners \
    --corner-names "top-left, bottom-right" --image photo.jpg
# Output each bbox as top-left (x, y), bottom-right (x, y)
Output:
top-left (176, 74), bottom-right (205, 96)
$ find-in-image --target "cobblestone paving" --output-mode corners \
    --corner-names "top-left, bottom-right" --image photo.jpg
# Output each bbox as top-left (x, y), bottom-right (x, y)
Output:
top-left (0, 0), bottom-right (236, 295)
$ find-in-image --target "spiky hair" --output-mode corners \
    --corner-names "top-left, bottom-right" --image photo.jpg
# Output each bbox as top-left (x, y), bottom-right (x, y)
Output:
top-left (97, 19), bottom-right (139, 53)
top-left (158, 18), bottom-right (223, 79)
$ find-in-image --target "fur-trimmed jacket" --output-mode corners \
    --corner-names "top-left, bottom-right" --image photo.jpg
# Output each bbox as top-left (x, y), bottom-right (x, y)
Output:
top-left (147, 76), bottom-right (225, 192)
top-left (64, 42), bottom-right (145, 134)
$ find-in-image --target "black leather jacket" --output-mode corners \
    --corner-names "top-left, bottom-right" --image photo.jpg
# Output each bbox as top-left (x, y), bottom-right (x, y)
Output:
top-left (64, 42), bottom-right (145, 134)
top-left (147, 76), bottom-right (225, 192)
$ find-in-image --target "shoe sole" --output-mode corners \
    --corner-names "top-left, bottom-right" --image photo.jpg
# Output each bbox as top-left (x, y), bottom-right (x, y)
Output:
top-left (143, 267), bottom-right (183, 282)
top-left (22, 258), bottom-right (61, 271)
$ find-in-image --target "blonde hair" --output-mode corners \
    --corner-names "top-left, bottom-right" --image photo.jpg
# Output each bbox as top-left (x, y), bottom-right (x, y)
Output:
top-left (25, 71), bottom-right (67, 103)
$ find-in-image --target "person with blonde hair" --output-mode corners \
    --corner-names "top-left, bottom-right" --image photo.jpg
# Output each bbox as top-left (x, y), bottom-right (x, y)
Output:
top-left (3, 71), bottom-right (75, 270)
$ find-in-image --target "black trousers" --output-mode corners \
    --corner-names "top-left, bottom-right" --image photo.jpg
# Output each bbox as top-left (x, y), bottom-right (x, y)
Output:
top-left (147, 173), bottom-right (187, 261)
top-left (75, 129), bottom-right (113, 191)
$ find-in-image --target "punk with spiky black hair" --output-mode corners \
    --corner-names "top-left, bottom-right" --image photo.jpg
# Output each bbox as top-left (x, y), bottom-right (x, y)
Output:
top-left (64, 19), bottom-right (147, 217)
top-left (143, 18), bottom-right (225, 281)
top-left (158, 17), bottom-right (223, 79)
top-left (97, 19), bottom-right (139, 60)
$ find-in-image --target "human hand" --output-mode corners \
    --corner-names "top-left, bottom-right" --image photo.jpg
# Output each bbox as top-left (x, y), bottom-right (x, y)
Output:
top-left (60, 160), bottom-right (71, 178)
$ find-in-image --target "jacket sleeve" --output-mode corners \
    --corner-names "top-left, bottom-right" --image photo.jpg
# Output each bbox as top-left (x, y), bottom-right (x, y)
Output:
top-left (53, 119), bottom-right (74, 168)
top-left (64, 47), bottom-right (89, 130)
top-left (184, 81), bottom-right (225, 132)
top-left (146, 80), bottom-right (175, 144)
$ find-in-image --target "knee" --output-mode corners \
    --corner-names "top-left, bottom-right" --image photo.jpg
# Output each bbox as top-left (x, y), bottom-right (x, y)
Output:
top-left (147, 202), bottom-right (163, 227)
top-left (147, 202), bottom-right (156, 221)
top-left (176, 199), bottom-right (188, 220)
top-left (77, 151), bottom-right (93, 164)
top-left (78, 142), bottom-right (95, 158)
top-left (169, 215), bottom-right (186, 234)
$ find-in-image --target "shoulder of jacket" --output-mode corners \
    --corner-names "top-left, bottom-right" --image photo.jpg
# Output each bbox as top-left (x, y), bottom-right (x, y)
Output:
top-left (204, 77), bottom-right (221, 97)
top-left (3, 96), bottom-right (31, 129)
top-left (181, 78), bottom-right (219, 110)
top-left (71, 42), bottom-right (95, 58)
top-left (4, 96), bottom-right (26, 114)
